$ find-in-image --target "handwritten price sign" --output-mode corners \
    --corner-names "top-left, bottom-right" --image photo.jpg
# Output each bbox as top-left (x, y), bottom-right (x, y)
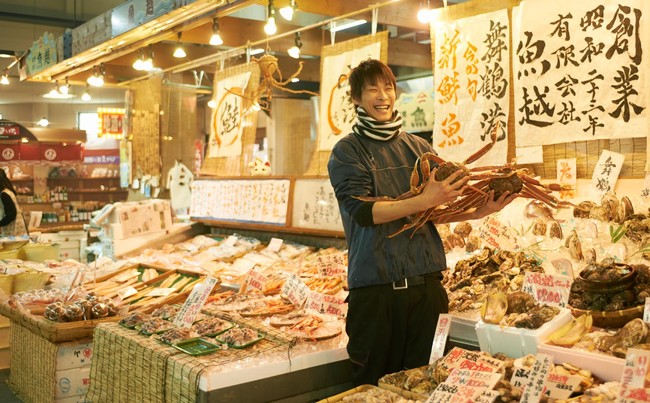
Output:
top-left (476, 215), bottom-right (519, 250)
top-left (521, 272), bottom-right (571, 308)
top-left (243, 268), bottom-right (268, 294)
top-left (315, 253), bottom-right (347, 276)
top-left (427, 369), bottom-right (502, 403)
top-left (520, 354), bottom-right (552, 403)
top-left (430, 314), bottom-right (451, 364)
top-left (618, 348), bottom-right (650, 402)
top-left (281, 274), bottom-right (311, 307)
top-left (305, 291), bottom-right (347, 317)
top-left (173, 276), bottom-right (219, 328)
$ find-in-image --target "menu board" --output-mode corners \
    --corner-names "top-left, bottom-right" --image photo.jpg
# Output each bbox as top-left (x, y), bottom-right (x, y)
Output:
top-left (292, 179), bottom-right (343, 232)
top-left (190, 179), bottom-right (290, 225)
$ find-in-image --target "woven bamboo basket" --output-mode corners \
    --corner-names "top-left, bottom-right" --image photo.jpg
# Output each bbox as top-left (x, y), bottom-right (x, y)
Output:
top-left (0, 302), bottom-right (119, 343)
top-left (570, 305), bottom-right (644, 329)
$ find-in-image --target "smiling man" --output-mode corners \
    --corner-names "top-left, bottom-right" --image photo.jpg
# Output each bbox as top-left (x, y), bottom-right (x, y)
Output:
top-left (327, 59), bottom-right (515, 385)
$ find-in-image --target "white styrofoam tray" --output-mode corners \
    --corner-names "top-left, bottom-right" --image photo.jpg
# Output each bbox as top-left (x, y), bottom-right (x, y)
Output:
top-left (475, 308), bottom-right (572, 358)
top-left (537, 342), bottom-right (624, 382)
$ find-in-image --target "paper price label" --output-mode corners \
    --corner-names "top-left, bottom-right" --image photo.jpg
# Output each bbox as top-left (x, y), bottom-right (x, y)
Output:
top-left (173, 276), bottom-right (219, 328)
top-left (429, 369), bottom-right (501, 403)
top-left (644, 297), bottom-right (650, 324)
top-left (305, 291), bottom-right (347, 317)
top-left (267, 237), bottom-right (283, 252)
top-left (545, 373), bottom-right (582, 399)
top-left (429, 314), bottom-right (451, 363)
top-left (522, 272), bottom-right (571, 308)
top-left (146, 287), bottom-right (176, 297)
top-left (243, 268), bottom-right (268, 294)
top-left (476, 215), bottom-right (518, 250)
top-left (225, 235), bottom-right (238, 246)
top-left (475, 389), bottom-right (499, 403)
top-left (520, 354), bottom-right (552, 403)
top-left (281, 274), bottom-right (310, 307)
top-left (316, 253), bottom-right (347, 276)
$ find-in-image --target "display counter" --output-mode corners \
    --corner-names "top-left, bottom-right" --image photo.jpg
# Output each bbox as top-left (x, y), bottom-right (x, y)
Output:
top-left (87, 322), bottom-right (351, 403)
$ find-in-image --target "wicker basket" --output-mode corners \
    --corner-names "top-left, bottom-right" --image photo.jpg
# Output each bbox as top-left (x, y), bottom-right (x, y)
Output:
top-left (570, 304), bottom-right (644, 329)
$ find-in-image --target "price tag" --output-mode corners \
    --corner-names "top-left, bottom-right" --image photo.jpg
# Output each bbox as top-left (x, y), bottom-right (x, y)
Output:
top-left (225, 235), bottom-right (238, 247)
top-left (231, 258), bottom-right (256, 275)
top-left (315, 253), bottom-right (347, 276)
top-left (267, 237), bottom-right (283, 252)
top-left (437, 347), bottom-right (505, 376)
top-left (545, 373), bottom-right (583, 399)
top-left (281, 273), bottom-right (310, 307)
top-left (521, 272), bottom-right (571, 308)
top-left (476, 215), bottom-right (519, 250)
top-left (644, 297), bottom-right (650, 323)
top-left (428, 369), bottom-right (502, 403)
top-left (520, 354), bottom-right (552, 403)
top-left (173, 276), bottom-right (219, 328)
top-left (475, 389), bottom-right (499, 403)
top-left (305, 291), bottom-right (347, 317)
top-left (429, 314), bottom-right (451, 363)
top-left (243, 268), bottom-right (268, 294)
top-left (117, 286), bottom-right (138, 299)
top-left (146, 287), bottom-right (176, 297)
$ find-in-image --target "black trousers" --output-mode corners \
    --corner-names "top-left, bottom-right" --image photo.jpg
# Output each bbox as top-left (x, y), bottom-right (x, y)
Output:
top-left (345, 273), bottom-right (449, 386)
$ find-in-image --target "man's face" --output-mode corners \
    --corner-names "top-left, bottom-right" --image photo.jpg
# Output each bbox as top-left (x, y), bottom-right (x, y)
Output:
top-left (353, 79), bottom-right (396, 122)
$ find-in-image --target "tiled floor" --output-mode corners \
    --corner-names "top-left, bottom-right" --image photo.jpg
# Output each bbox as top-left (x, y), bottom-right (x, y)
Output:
top-left (0, 369), bottom-right (22, 402)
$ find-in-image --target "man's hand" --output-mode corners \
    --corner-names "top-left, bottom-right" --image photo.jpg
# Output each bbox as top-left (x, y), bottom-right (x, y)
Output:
top-left (472, 190), bottom-right (518, 219)
top-left (418, 168), bottom-right (469, 209)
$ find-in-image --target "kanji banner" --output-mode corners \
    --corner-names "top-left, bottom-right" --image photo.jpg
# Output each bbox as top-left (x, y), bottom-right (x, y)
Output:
top-left (433, 9), bottom-right (509, 166)
top-left (208, 71), bottom-right (251, 158)
top-left (318, 41), bottom-right (381, 151)
top-left (513, 0), bottom-right (649, 146)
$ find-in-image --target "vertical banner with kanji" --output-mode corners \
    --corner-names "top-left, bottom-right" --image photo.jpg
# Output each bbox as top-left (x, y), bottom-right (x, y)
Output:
top-left (433, 9), bottom-right (509, 166)
top-left (318, 42), bottom-right (382, 151)
top-left (208, 71), bottom-right (252, 158)
top-left (513, 0), bottom-right (649, 147)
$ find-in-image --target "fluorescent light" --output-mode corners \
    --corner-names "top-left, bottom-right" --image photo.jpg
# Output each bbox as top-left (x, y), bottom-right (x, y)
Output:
top-left (291, 77), bottom-right (299, 83)
top-left (250, 48), bottom-right (265, 56)
top-left (330, 19), bottom-right (367, 33)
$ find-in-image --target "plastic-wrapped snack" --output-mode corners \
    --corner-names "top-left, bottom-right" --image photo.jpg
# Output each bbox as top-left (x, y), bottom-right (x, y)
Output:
top-left (119, 312), bottom-right (151, 328)
top-left (138, 317), bottom-right (176, 335)
top-left (191, 317), bottom-right (233, 336)
top-left (158, 327), bottom-right (199, 345)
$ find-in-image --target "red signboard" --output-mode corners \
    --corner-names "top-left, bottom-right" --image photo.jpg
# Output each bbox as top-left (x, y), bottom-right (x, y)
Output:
top-left (19, 143), bottom-right (40, 160)
top-left (98, 108), bottom-right (125, 138)
top-left (38, 144), bottom-right (82, 162)
top-left (0, 144), bottom-right (19, 161)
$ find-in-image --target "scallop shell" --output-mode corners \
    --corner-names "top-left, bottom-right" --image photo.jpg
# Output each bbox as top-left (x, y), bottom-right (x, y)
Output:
top-left (616, 196), bottom-right (634, 223)
top-left (480, 292), bottom-right (508, 324)
top-left (566, 230), bottom-right (584, 261)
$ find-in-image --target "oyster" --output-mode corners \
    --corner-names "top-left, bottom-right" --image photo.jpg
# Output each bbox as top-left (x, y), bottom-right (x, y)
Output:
top-left (573, 201), bottom-right (596, 218)
top-left (481, 292), bottom-right (508, 324)
top-left (617, 196), bottom-right (634, 223)
top-left (565, 230), bottom-right (583, 261)
top-left (524, 199), bottom-right (555, 220)
top-left (453, 222), bottom-right (473, 238)
top-left (549, 221), bottom-right (563, 239)
top-left (532, 218), bottom-right (547, 236)
top-left (506, 291), bottom-right (536, 314)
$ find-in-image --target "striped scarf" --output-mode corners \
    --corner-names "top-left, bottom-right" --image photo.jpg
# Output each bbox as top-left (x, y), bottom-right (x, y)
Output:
top-left (352, 106), bottom-right (402, 141)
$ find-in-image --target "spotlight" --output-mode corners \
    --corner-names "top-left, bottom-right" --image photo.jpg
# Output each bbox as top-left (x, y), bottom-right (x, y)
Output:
top-left (279, 0), bottom-right (297, 21)
top-left (38, 117), bottom-right (49, 127)
top-left (87, 65), bottom-right (105, 87)
top-left (173, 32), bottom-right (187, 58)
top-left (417, 0), bottom-right (432, 24)
top-left (209, 18), bottom-right (224, 46)
top-left (59, 77), bottom-right (70, 95)
top-left (0, 71), bottom-right (8, 85)
top-left (81, 84), bottom-right (91, 101)
top-left (287, 32), bottom-right (302, 59)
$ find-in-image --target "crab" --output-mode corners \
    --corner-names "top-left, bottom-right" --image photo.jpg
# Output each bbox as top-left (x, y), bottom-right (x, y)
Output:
top-left (356, 125), bottom-right (573, 238)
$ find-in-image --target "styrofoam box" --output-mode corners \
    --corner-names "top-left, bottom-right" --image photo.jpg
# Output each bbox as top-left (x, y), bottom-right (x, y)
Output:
top-left (537, 342), bottom-right (624, 382)
top-left (475, 308), bottom-right (572, 358)
top-left (55, 366), bottom-right (91, 399)
top-left (56, 340), bottom-right (93, 370)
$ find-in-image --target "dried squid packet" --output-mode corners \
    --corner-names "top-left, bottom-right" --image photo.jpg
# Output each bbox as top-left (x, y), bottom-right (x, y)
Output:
top-left (158, 327), bottom-right (200, 345)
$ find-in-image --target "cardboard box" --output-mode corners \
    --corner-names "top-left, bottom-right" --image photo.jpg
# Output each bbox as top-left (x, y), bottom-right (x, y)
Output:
top-left (475, 308), bottom-right (572, 358)
top-left (55, 366), bottom-right (91, 399)
top-left (56, 339), bottom-right (93, 370)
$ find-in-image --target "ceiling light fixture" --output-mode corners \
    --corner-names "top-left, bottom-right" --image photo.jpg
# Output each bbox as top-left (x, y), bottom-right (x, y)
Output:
top-left (81, 84), bottom-right (91, 101)
top-left (173, 32), bottom-right (187, 58)
top-left (329, 19), bottom-right (367, 33)
top-left (249, 48), bottom-right (265, 56)
top-left (264, 0), bottom-right (277, 35)
top-left (87, 65), bottom-right (105, 87)
top-left (279, 0), bottom-right (297, 21)
top-left (209, 18), bottom-right (224, 46)
top-left (417, 0), bottom-right (432, 24)
top-left (38, 117), bottom-right (49, 127)
top-left (287, 32), bottom-right (302, 59)
top-left (59, 77), bottom-right (70, 95)
top-left (0, 72), bottom-right (8, 85)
